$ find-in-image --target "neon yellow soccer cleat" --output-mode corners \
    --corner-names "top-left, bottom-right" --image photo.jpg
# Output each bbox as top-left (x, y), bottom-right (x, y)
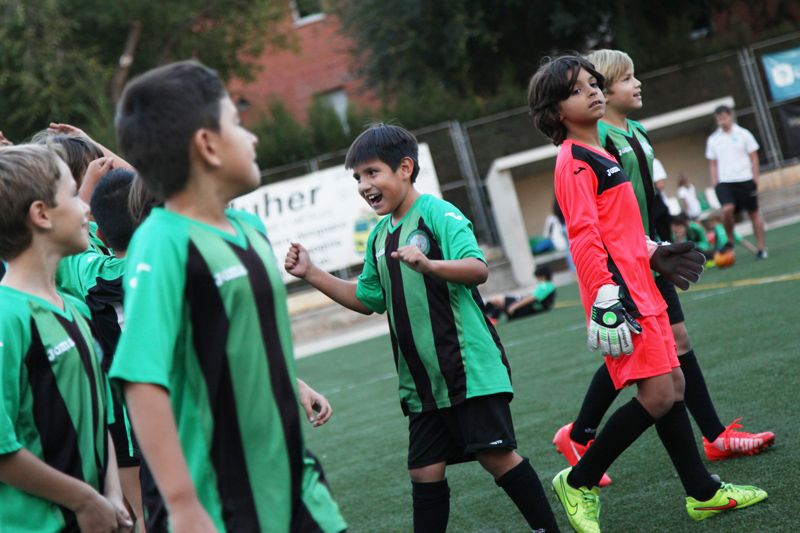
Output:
top-left (686, 482), bottom-right (767, 521)
top-left (552, 467), bottom-right (601, 533)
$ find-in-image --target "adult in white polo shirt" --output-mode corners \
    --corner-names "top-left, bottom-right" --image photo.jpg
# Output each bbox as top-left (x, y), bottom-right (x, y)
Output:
top-left (705, 105), bottom-right (767, 259)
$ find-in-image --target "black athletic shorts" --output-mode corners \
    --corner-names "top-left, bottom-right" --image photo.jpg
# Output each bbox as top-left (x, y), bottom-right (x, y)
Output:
top-left (407, 393), bottom-right (516, 469)
top-left (715, 180), bottom-right (758, 213)
top-left (500, 296), bottom-right (534, 320)
top-left (502, 296), bottom-right (547, 320)
top-left (655, 275), bottom-right (684, 325)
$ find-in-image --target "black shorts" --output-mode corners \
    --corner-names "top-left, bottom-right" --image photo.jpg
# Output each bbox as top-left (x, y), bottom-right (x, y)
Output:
top-left (655, 275), bottom-right (684, 325)
top-left (715, 180), bottom-right (758, 213)
top-left (503, 296), bottom-right (543, 320)
top-left (407, 393), bottom-right (516, 469)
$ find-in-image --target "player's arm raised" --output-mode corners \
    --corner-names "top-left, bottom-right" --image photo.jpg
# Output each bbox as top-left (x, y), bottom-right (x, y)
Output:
top-left (285, 242), bottom-right (372, 314)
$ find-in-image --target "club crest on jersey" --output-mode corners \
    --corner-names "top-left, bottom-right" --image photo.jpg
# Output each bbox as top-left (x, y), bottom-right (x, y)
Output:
top-left (407, 229), bottom-right (430, 255)
top-left (47, 338), bottom-right (76, 362)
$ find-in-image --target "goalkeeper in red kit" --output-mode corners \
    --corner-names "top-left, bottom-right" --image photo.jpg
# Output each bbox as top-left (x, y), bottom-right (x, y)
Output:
top-left (528, 55), bottom-right (767, 533)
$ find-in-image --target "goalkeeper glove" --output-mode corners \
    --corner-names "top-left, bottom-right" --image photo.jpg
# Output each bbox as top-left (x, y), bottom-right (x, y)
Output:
top-left (650, 241), bottom-right (705, 290)
top-left (588, 284), bottom-right (642, 357)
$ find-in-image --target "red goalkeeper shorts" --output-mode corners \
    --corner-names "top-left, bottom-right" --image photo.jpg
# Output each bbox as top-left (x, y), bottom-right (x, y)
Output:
top-left (605, 311), bottom-right (679, 389)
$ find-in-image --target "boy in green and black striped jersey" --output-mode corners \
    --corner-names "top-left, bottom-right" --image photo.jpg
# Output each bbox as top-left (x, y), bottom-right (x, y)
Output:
top-left (286, 124), bottom-right (559, 532)
top-left (0, 144), bottom-right (131, 531)
top-left (109, 61), bottom-right (346, 533)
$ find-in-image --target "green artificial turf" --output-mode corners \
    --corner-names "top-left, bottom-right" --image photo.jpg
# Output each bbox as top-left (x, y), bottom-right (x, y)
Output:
top-left (296, 222), bottom-right (799, 532)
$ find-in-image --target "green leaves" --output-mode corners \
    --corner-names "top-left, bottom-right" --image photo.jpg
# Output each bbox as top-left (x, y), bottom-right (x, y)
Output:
top-left (0, 0), bottom-right (289, 145)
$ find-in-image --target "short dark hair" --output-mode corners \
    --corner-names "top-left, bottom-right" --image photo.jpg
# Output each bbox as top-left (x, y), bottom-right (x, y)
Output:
top-left (528, 55), bottom-right (605, 146)
top-left (91, 168), bottom-right (136, 251)
top-left (115, 60), bottom-right (226, 200)
top-left (345, 123), bottom-right (420, 182)
top-left (714, 105), bottom-right (732, 116)
top-left (0, 144), bottom-right (64, 260)
top-left (671, 212), bottom-right (690, 226)
top-left (30, 132), bottom-right (103, 187)
top-left (534, 265), bottom-right (552, 280)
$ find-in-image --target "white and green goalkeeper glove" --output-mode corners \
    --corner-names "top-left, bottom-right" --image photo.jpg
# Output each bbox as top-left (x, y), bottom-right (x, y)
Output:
top-left (588, 284), bottom-right (643, 357)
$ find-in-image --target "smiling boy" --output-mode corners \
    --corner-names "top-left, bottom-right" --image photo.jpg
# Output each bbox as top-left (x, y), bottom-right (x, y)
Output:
top-left (285, 123), bottom-right (559, 532)
top-left (0, 144), bottom-right (131, 532)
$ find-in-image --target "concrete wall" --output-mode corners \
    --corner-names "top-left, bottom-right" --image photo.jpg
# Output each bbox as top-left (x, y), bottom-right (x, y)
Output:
top-left (514, 133), bottom-right (714, 238)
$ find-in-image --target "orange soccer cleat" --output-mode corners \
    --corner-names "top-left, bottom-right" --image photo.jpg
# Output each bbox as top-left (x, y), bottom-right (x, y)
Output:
top-left (553, 423), bottom-right (613, 487)
top-left (703, 418), bottom-right (775, 461)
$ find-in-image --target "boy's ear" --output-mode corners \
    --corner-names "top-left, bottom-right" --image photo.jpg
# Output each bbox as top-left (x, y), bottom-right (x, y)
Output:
top-left (28, 200), bottom-right (53, 231)
top-left (399, 156), bottom-right (415, 179)
top-left (190, 128), bottom-right (223, 169)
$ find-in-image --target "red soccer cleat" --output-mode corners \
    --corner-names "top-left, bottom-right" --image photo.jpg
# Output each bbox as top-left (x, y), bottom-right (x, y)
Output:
top-left (552, 423), bottom-right (612, 487)
top-left (703, 418), bottom-right (775, 461)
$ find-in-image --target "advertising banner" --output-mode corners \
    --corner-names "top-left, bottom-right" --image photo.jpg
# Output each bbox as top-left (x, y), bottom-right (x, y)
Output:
top-left (762, 47), bottom-right (800, 102)
top-left (231, 143), bottom-right (441, 281)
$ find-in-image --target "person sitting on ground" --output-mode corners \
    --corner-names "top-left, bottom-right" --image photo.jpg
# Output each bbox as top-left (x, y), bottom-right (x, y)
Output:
top-left (484, 265), bottom-right (557, 322)
top-left (671, 214), bottom-right (713, 260)
top-left (708, 212), bottom-right (758, 256)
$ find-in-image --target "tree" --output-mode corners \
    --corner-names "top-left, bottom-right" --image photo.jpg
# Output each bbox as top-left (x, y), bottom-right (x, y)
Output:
top-left (0, 0), bottom-right (289, 144)
top-left (330, 0), bottom-right (613, 99)
top-left (332, 0), bottom-right (800, 107)
top-left (0, 0), bottom-right (113, 142)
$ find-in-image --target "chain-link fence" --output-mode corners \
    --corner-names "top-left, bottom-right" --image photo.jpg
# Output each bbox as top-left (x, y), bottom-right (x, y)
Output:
top-left (261, 33), bottom-right (800, 251)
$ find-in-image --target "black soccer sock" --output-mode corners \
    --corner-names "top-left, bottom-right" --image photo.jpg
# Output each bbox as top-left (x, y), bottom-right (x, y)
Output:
top-left (568, 398), bottom-right (654, 489)
top-left (570, 363), bottom-right (620, 445)
top-left (495, 458), bottom-right (560, 532)
top-left (655, 401), bottom-right (721, 501)
top-left (412, 479), bottom-right (450, 533)
top-left (680, 350), bottom-right (726, 442)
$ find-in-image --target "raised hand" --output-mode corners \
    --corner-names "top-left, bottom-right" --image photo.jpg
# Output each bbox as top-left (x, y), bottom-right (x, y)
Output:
top-left (391, 244), bottom-right (432, 274)
top-left (284, 242), bottom-right (311, 278)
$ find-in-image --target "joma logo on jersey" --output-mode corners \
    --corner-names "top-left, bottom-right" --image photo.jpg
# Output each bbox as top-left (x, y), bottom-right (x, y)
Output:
top-left (606, 166), bottom-right (621, 176)
top-left (617, 146), bottom-right (633, 155)
top-left (213, 265), bottom-right (248, 287)
top-left (376, 248), bottom-right (386, 259)
top-left (47, 338), bottom-right (76, 362)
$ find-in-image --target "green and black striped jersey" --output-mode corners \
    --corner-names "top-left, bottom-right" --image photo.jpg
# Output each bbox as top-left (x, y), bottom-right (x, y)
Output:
top-left (56, 221), bottom-right (125, 303)
top-left (109, 208), bottom-right (345, 533)
top-left (598, 119), bottom-right (657, 238)
top-left (0, 286), bottom-right (111, 532)
top-left (357, 194), bottom-right (512, 415)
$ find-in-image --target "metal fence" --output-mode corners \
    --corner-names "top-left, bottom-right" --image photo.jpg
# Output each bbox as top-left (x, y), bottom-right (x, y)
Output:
top-left (262, 32), bottom-right (800, 249)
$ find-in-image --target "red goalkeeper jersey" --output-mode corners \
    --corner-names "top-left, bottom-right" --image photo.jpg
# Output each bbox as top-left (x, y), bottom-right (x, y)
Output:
top-left (554, 140), bottom-right (666, 319)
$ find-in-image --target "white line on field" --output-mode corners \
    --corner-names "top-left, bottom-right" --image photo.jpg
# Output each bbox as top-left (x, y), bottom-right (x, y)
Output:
top-left (324, 372), bottom-right (397, 395)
